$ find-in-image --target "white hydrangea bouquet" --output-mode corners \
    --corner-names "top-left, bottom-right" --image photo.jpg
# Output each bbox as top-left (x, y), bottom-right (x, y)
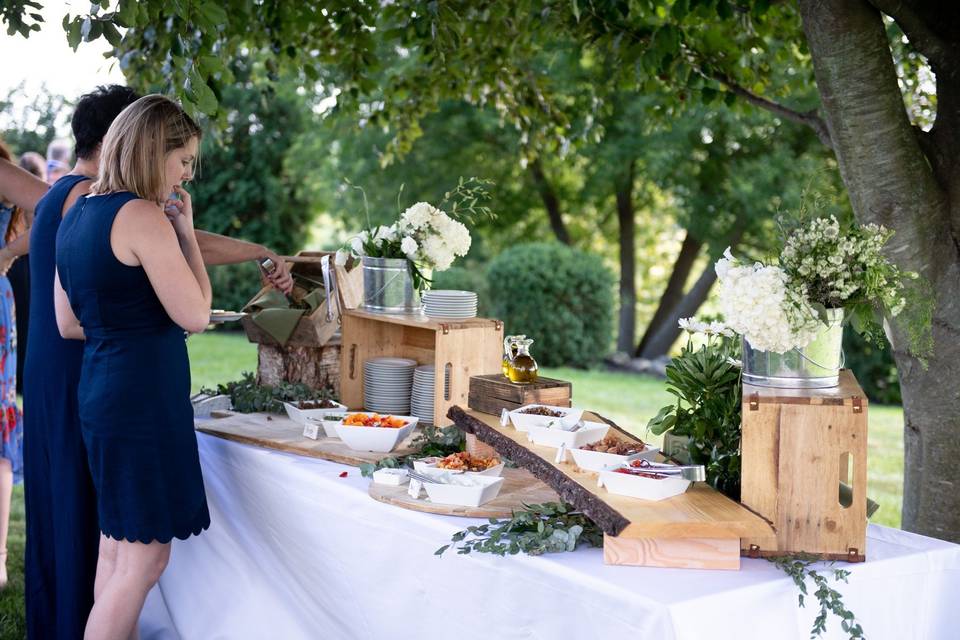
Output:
top-left (716, 215), bottom-right (919, 354)
top-left (337, 178), bottom-right (493, 293)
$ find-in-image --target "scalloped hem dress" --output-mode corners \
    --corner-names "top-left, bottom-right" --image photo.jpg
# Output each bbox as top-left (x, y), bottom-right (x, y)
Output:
top-left (55, 191), bottom-right (210, 544)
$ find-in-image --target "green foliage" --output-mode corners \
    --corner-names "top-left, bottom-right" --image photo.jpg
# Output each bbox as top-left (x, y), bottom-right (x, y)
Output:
top-left (358, 425), bottom-right (465, 477)
top-left (843, 330), bottom-right (901, 405)
top-left (436, 502), bottom-right (603, 557)
top-left (0, 84), bottom-right (67, 158)
top-left (189, 59), bottom-right (316, 311)
top-left (200, 371), bottom-right (336, 414)
top-left (647, 333), bottom-right (742, 499)
top-left (487, 242), bottom-right (614, 367)
top-left (768, 555), bottom-right (864, 639)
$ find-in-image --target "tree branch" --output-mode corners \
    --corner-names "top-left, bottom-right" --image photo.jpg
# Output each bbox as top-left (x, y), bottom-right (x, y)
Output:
top-left (705, 68), bottom-right (834, 149)
top-left (865, 0), bottom-right (956, 71)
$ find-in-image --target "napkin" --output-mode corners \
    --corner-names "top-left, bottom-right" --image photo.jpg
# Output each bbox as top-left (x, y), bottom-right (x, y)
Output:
top-left (243, 288), bottom-right (305, 346)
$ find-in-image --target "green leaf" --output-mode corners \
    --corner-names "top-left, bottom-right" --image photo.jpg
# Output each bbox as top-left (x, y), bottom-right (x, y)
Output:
top-left (67, 19), bottom-right (83, 49)
top-left (102, 21), bottom-right (122, 47)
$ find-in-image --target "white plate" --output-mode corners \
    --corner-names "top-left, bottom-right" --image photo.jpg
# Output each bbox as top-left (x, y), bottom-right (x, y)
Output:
top-left (526, 422), bottom-right (608, 450)
top-left (209, 311), bottom-right (247, 323)
top-left (282, 401), bottom-right (348, 426)
top-left (567, 445), bottom-right (660, 472)
top-left (422, 290), bottom-right (477, 298)
top-left (366, 357), bottom-right (418, 367)
top-left (419, 475), bottom-right (505, 507)
top-left (599, 465), bottom-right (691, 501)
top-left (508, 405), bottom-right (581, 431)
top-left (334, 417), bottom-right (419, 452)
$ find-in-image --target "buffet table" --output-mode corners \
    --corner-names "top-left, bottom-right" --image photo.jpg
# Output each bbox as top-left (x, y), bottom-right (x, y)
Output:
top-left (140, 432), bottom-right (960, 640)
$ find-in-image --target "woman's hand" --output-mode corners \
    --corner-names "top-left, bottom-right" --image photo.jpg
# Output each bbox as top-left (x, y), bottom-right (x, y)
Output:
top-left (164, 185), bottom-right (195, 239)
top-left (0, 247), bottom-right (15, 277)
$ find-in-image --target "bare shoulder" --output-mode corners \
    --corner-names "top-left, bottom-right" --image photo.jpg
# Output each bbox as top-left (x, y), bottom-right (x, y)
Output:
top-left (61, 179), bottom-right (93, 216)
top-left (114, 198), bottom-right (170, 236)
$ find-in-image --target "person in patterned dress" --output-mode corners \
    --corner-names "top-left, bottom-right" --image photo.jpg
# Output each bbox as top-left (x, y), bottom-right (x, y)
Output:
top-left (0, 140), bottom-right (26, 589)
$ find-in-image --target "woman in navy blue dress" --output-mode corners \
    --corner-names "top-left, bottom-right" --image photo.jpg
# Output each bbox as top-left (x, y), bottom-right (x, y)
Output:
top-left (54, 95), bottom-right (212, 638)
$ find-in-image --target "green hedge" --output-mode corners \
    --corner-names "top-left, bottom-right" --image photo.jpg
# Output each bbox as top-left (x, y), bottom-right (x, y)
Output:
top-left (486, 242), bottom-right (614, 367)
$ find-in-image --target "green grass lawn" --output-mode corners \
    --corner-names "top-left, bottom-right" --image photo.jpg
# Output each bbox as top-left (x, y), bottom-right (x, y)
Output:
top-left (0, 331), bottom-right (908, 636)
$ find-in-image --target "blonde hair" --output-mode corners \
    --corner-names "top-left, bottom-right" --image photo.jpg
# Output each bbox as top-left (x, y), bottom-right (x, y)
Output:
top-left (90, 94), bottom-right (201, 204)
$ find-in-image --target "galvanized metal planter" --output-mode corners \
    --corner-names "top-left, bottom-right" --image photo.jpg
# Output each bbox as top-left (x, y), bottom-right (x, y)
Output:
top-left (361, 256), bottom-right (421, 314)
top-left (742, 308), bottom-right (844, 389)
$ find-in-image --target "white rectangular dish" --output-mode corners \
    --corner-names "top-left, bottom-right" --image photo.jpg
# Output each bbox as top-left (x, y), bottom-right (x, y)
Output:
top-left (283, 400), bottom-right (348, 426)
top-left (567, 444), bottom-right (660, 473)
top-left (413, 458), bottom-right (505, 477)
top-left (334, 416), bottom-right (419, 453)
top-left (598, 465), bottom-right (691, 501)
top-left (526, 421), bottom-right (608, 450)
top-left (420, 474), bottom-right (505, 507)
top-left (508, 405), bottom-right (583, 431)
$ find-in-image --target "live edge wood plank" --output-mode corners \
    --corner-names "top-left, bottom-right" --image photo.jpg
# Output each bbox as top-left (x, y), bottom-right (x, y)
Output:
top-left (448, 406), bottom-right (774, 541)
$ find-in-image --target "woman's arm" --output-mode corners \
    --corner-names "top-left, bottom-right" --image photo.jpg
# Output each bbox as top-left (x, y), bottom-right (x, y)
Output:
top-left (0, 234), bottom-right (29, 276)
top-left (117, 196), bottom-right (212, 334)
top-left (195, 230), bottom-right (294, 293)
top-left (0, 159), bottom-right (48, 212)
top-left (53, 269), bottom-right (84, 340)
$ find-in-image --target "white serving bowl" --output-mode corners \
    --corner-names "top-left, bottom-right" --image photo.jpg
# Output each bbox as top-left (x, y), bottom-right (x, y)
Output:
top-left (508, 405), bottom-right (582, 432)
top-left (413, 457), bottom-right (505, 477)
top-left (598, 465), bottom-right (691, 501)
top-left (567, 444), bottom-right (660, 473)
top-left (305, 412), bottom-right (354, 438)
top-left (334, 416), bottom-right (419, 453)
top-left (420, 474), bottom-right (505, 507)
top-left (526, 421), bottom-right (608, 450)
top-left (283, 400), bottom-right (347, 426)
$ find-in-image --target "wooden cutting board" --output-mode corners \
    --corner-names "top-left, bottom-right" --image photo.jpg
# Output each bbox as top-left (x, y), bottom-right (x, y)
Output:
top-left (195, 411), bottom-right (419, 466)
top-left (368, 467), bottom-right (559, 518)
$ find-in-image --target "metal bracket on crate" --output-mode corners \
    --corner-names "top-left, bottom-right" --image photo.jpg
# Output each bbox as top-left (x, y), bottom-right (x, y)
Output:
top-left (848, 547), bottom-right (860, 559)
top-left (852, 396), bottom-right (863, 414)
top-left (493, 320), bottom-right (503, 331)
top-left (747, 544), bottom-right (761, 559)
top-left (439, 323), bottom-right (450, 335)
top-left (749, 393), bottom-right (760, 411)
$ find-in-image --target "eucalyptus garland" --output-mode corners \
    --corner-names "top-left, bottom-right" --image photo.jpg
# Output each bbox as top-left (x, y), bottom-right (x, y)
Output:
top-left (358, 425), bottom-right (465, 478)
top-left (767, 555), bottom-right (864, 639)
top-left (436, 502), bottom-right (603, 557)
top-left (199, 371), bottom-right (336, 414)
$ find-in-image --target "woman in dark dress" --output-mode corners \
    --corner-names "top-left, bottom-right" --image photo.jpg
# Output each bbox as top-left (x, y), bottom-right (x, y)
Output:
top-left (53, 95), bottom-right (212, 639)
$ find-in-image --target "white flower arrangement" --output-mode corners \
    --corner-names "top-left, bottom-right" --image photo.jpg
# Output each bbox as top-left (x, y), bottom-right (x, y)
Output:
top-left (714, 215), bottom-right (920, 354)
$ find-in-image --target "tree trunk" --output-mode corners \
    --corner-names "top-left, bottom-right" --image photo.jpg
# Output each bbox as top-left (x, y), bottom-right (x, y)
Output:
top-left (529, 158), bottom-right (571, 245)
top-left (800, 0), bottom-right (960, 542)
top-left (634, 230), bottom-right (703, 356)
top-left (616, 160), bottom-right (637, 352)
top-left (639, 260), bottom-right (717, 359)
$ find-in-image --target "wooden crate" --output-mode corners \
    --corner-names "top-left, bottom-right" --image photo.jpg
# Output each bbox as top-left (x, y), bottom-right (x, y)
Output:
top-left (340, 309), bottom-right (503, 426)
top-left (468, 374), bottom-right (572, 416)
top-left (450, 407), bottom-right (774, 570)
top-left (241, 252), bottom-right (362, 348)
top-left (740, 369), bottom-right (868, 562)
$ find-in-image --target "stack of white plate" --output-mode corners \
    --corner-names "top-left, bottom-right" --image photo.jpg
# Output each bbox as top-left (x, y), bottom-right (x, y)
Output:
top-left (364, 357), bottom-right (417, 414)
top-left (410, 365), bottom-right (450, 424)
top-left (422, 290), bottom-right (478, 319)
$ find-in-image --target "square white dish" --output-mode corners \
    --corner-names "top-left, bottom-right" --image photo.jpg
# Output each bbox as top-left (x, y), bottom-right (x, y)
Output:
top-left (413, 457), bottom-right (505, 477)
top-left (283, 400), bottom-right (347, 426)
top-left (420, 474), bottom-right (505, 507)
top-left (567, 444), bottom-right (660, 473)
top-left (334, 416), bottom-right (419, 453)
top-left (508, 405), bottom-right (582, 431)
top-left (526, 421), bottom-right (608, 450)
top-left (305, 412), bottom-right (352, 438)
top-left (598, 465), bottom-right (691, 501)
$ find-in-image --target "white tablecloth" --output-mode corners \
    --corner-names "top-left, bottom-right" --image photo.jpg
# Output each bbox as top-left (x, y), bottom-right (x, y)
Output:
top-left (140, 433), bottom-right (960, 640)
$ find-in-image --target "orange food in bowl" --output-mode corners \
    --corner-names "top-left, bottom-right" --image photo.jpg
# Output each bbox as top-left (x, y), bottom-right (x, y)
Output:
top-left (342, 413), bottom-right (408, 428)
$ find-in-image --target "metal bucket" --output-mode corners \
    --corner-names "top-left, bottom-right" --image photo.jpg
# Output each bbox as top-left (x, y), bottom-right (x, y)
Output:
top-left (362, 256), bottom-right (421, 314)
top-left (742, 308), bottom-right (844, 389)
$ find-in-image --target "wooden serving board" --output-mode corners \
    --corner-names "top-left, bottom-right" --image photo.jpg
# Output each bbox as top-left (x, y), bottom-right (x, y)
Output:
top-left (368, 467), bottom-right (559, 518)
top-left (195, 411), bottom-right (419, 467)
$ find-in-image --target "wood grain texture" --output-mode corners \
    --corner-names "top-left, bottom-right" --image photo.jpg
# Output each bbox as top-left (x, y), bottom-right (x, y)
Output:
top-left (340, 312), bottom-right (503, 426)
top-left (368, 466), bottom-right (559, 518)
top-left (256, 339), bottom-right (341, 393)
top-left (743, 369), bottom-right (864, 406)
top-left (467, 375), bottom-right (572, 416)
top-left (195, 411), bottom-right (419, 467)
top-left (741, 372), bottom-right (868, 561)
top-left (603, 534), bottom-right (741, 570)
top-left (448, 406), bottom-right (774, 540)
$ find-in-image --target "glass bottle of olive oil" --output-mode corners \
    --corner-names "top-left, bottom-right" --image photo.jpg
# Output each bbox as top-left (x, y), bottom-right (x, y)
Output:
top-left (508, 338), bottom-right (539, 384)
top-left (502, 334), bottom-right (525, 378)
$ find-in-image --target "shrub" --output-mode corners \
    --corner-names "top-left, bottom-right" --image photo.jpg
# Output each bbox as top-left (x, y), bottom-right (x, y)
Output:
top-left (843, 330), bottom-right (901, 405)
top-left (486, 242), bottom-right (614, 367)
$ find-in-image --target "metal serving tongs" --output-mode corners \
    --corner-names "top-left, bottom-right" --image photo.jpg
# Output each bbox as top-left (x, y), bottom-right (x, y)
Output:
top-left (622, 460), bottom-right (707, 482)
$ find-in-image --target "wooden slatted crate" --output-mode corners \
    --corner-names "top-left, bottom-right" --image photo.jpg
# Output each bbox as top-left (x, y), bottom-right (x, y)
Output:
top-left (340, 309), bottom-right (503, 426)
top-left (740, 369), bottom-right (868, 562)
top-left (468, 374), bottom-right (572, 416)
